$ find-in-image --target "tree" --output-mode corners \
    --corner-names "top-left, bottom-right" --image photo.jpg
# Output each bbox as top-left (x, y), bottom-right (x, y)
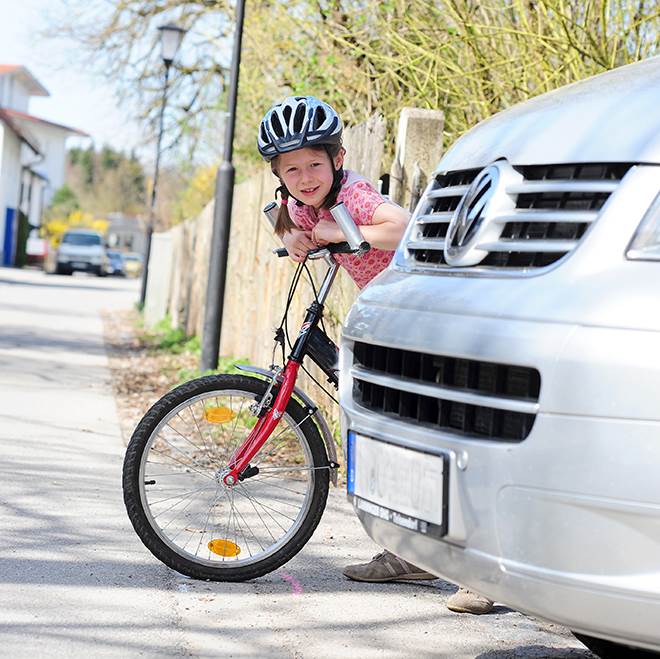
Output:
top-left (50, 0), bottom-right (659, 175)
top-left (48, 1), bottom-right (229, 166)
top-left (64, 146), bottom-right (147, 218)
top-left (48, 184), bottom-right (80, 218)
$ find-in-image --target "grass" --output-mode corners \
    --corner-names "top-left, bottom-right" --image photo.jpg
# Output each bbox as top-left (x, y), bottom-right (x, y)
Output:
top-left (175, 356), bottom-right (251, 385)
top-left (144, 315), bottom-right (202, 354)
top-left (134, 312), bottom-right (249, 382)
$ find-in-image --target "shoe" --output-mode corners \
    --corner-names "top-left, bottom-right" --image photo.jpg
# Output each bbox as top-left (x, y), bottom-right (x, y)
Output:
top-left (343, 550), bottom-right (437, 582)
top-left (446, 588), bottom-right (494, 614)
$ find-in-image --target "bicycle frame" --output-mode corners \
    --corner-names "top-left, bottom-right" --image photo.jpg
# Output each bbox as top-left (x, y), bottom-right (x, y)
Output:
top-left (222, 254), bottom-right (341, 487)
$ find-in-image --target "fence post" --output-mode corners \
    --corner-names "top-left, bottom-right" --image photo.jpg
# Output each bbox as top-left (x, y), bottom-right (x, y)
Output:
top-left (389, 108), bottom-right (445, 209)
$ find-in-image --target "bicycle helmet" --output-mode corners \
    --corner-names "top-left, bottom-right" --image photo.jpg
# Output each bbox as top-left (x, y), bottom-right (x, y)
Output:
top-left (258, 96), bottom-right (343, 161)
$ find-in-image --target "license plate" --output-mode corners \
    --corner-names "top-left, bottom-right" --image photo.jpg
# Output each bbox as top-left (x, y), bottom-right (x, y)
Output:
top-left (73, 262), bottom-right (88, 269)
top-left (347, 432), bottom-right (448, 538)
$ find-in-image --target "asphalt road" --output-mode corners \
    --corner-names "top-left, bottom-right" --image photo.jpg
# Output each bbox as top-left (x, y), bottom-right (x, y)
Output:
top-left (0, 266), bottom-right (594, 658)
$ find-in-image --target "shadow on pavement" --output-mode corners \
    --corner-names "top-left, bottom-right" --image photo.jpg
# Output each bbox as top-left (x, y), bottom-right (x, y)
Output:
top-left (0, 328), bottom-right (108, 356)
top-left (477, 645), bottom-right (593, 658)
top-left (0, 273), bottom-right (137, 294)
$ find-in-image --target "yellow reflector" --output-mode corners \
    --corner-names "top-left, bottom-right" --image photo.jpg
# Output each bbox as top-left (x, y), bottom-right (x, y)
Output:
top-left (204, 407), bottom-right (235, 424)
top-left (208, 539), bottom-right (241, 557)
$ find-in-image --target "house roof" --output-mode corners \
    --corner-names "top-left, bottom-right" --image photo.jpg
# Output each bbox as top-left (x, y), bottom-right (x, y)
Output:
top-left (0, 64), bottom-right (49, 97)
top-left (4, 108), bottom-right (89, 137)
top-left (0, 107), bottom-right (41, 155)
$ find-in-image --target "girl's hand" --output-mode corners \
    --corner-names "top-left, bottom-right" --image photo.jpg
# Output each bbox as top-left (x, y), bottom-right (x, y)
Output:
top-left (281, 229), bottom-right (316, 262)
top-left (311, 220), bottom-right (344, 247)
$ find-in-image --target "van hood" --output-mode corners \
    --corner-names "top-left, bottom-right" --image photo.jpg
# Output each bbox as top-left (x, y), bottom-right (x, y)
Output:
top-left (58, 244), bottom-right (104, 257)
top-left (437, 56), bottom-right (660, 172)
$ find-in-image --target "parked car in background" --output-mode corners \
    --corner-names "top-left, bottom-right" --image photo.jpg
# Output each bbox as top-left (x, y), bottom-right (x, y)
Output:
top-left (340, 57), bottom-right (660, 657)
top-left (121, 252), bottom-right (143, 278)
top-left (25, 229), bottom-right (48, 267)
top-left (55, 229), bottom-right (106, 276)
top-left (104, 250), bottom-right (125, 276)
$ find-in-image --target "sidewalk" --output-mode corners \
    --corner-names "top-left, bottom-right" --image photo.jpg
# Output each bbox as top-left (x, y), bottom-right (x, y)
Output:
top-left (0, 268), bottom-right (184, 656)
top-left (0, 267), bottom-right (593, 658)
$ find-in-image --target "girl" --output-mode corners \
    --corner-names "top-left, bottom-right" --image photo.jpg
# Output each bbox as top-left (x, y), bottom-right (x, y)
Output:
top-left (257, 95), bottom-right (409, 287)
top-left (257, 96), bottom-right (493, 615)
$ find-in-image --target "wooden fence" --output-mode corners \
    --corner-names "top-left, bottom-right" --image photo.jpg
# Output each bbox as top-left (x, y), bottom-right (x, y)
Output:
top-left (144, 108), bottom-right (444, 423)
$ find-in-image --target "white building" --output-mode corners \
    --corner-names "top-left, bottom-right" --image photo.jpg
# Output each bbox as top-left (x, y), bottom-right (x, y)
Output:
top-left (0, 64), bottom-right (88, 266)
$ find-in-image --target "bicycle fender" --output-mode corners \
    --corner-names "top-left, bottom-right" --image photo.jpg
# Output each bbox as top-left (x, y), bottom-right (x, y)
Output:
top-left (235, 364), bottom-right (339, 486)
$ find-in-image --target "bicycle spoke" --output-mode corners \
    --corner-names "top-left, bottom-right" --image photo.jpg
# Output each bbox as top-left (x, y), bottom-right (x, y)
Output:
top-left (151, 483), bottom-right (215, 520)
top-left (231, 496), bottom-right (264, 554)
top-left (247, 478), bottom-right (308, 497)
top-left (164, 421), bottom-right (211, 460)
top-left (149, 483), bottom-right (214, 507)
top-left (221, 488), bottom-right (253, 558)
top-left (238, 482), bottom-right (278, 542)
top-left (186, 405), bottom-right (217, 463)
top-left (235, 484), bottom-right (297, 524)
top-left (133, 380), bottom-right (325, 574)
top-left (195, 490), bottom-right (221, 558)
top-left (167, 488), bottom-right (215, 539)
top-left (148, 446), bottom-right (215, 481)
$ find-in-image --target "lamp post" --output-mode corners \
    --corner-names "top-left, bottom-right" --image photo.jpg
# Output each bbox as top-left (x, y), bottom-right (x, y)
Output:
top-left (200, 0), bottom-right (246, 371)
top-left (139, 23), bottom-right (187, 308)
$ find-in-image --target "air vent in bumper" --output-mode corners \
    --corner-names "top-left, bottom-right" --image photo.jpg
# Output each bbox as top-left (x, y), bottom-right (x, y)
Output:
top-left (352, 341), bottom-right (540, 442)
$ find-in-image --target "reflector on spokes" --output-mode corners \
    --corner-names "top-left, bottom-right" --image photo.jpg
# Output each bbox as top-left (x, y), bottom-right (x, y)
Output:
top-left (208, 539), bottom-right (241, 557)
top-left (204, 407), bottom-right (236, 424)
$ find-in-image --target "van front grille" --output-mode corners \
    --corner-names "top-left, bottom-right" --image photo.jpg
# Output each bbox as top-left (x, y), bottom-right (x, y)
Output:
top-left (352, 342), bottom-right (540, 442)
top-left (406, 162), bottom-right (633, 271)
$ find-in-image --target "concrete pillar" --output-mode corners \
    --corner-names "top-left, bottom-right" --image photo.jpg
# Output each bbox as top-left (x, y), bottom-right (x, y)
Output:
top-left (144, 231), bottom-right (174, 328)
top-left (389, 108), bottom-right (445, 211)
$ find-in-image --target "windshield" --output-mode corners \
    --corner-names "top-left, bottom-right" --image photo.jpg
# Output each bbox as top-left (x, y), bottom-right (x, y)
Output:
top-left (62, 233), bottom-right (102, 246)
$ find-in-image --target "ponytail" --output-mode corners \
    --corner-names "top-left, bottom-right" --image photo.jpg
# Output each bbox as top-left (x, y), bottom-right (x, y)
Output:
top-left (272, 185), bottom-right (296, 237)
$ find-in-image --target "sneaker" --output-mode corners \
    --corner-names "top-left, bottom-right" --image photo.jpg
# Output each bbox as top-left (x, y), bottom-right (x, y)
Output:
top-left (343, 550), bottom-right (437, 582)
top-left (446, 588), bottom-right (494, 614)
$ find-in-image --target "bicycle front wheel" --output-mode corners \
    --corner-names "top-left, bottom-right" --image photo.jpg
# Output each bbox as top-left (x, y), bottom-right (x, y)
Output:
top-left (122, 374), bottom-right (330, 581)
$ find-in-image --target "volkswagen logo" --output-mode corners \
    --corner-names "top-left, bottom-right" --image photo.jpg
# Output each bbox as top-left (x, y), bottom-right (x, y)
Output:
top-left (444, 160), bottom-right (521, 267)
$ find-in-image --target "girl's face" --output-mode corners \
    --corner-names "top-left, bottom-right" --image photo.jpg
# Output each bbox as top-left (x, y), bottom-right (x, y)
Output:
top-left (276, 147), bottom-right (344, 210)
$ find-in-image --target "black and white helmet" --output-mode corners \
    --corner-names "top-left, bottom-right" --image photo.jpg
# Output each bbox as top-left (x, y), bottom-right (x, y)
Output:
top-left (258, 96), bottom-right (343, 161)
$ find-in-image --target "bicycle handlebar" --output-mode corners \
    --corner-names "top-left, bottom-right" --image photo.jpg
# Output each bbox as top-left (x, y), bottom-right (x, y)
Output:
top-left (273, 241), bottom-right (360, 259)
top-left (263, 200), bottom-right (370, 260)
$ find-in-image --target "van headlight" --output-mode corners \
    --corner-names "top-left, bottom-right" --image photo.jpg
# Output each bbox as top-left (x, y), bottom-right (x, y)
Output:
top-left (626, 192), bottom-right (660, 261)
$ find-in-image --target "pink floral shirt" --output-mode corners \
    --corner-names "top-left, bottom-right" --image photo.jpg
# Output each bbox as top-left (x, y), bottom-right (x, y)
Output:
top-left (288, 170), bottom-right (395, 289)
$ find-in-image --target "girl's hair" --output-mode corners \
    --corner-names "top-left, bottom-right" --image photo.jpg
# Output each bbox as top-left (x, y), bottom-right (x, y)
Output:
top-left (270, 143), bottom-right (344, 237)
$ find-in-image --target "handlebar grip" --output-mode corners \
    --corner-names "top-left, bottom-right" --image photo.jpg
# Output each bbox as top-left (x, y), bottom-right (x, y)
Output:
top-left (327, 241), bottom-right (355, 254)
top-left (263, 202), bottom-right (279, 230)
top-left (330, 202), bottom-right (370, 253)
top-left (273, 242), bottom-right (371, 259)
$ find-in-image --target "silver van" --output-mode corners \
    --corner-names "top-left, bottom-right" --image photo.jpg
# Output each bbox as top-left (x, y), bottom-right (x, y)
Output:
top-left (56, 229), bottom-right (106, 276)
top-left (340, 57), bottom-right (660, 656)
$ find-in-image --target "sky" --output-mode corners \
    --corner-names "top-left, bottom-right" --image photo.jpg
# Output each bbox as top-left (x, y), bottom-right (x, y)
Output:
top-left (0, 0), bottom-right (148, 156)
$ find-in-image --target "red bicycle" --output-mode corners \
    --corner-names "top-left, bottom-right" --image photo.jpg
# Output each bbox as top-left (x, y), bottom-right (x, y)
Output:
top-left (122, 202), bottom-right (369, 581)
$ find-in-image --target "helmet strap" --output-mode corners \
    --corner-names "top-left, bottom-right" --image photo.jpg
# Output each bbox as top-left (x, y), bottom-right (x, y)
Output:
top-left (321, 145), bottom-right (344, 210)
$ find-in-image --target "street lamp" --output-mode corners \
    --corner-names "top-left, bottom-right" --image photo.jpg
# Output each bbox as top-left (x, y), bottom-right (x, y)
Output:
top-left (139, 23), bottom-right (187, 308)
top-left (200, 0), bottom-right (246, 371)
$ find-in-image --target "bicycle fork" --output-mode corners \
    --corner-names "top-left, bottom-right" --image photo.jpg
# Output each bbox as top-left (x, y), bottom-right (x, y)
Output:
top-left (222, 359), bottom-right (301, 486)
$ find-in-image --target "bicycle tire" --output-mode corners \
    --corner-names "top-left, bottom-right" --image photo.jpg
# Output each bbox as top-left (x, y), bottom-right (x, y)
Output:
top-left (122, 374), bottom-right (330, 581)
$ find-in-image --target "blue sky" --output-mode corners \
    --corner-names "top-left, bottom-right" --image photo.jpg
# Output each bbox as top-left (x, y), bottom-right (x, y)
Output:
top-left (0, 0), bottom-right (145, 154)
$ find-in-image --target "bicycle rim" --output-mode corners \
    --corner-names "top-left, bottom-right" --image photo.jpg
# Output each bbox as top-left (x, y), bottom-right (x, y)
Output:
top-left (137, 388), bottom-right (317, 570)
